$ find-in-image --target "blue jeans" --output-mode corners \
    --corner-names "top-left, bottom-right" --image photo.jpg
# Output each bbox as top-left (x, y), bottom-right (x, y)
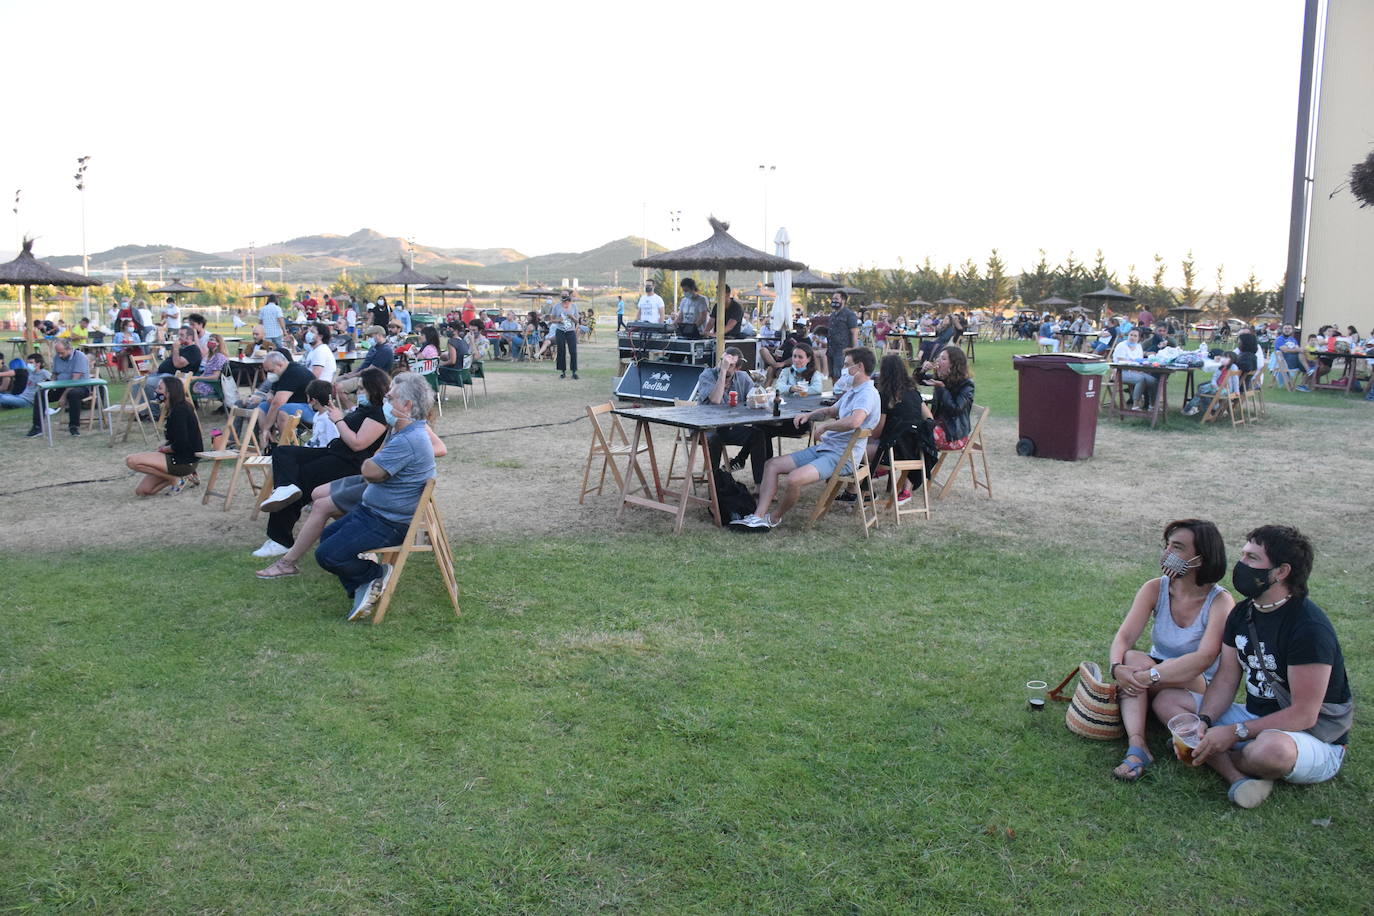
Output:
top-left (0, 392), bottom-right (32, 409)
top-left (256, 400), bottom-right (317, 424)
top-left (315, 505), bottom-right (408, 598)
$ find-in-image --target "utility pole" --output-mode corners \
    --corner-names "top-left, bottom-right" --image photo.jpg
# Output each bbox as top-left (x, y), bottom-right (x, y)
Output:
top-left (75, 157), bottom-right (91, 318)
top-left (11, 188), bottom-right (18, 255)
top-left (759, 164), bottom-right (776, 285)
top-left (249, 242), bottom-right (256, 286)
top-left (641, 201), bottom-right (648, 286)
top-left (669, 209), bottom-right (681, 308)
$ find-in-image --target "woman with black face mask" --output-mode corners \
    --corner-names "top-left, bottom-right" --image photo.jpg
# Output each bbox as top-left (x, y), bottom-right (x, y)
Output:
top-left (1105, 519), bottom-right (1234, 781)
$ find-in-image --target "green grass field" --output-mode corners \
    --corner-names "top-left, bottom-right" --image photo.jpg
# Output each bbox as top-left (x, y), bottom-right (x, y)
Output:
top-left (2, 338), bottom-right (1371, 912)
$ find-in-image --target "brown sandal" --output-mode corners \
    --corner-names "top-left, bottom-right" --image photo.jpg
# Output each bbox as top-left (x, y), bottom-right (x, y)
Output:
top-left (256, 560), bottom-right (299, 579)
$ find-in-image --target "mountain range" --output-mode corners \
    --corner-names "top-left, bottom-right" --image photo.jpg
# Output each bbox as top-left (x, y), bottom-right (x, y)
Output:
top-left (36, 229), bottom-right (668, 287)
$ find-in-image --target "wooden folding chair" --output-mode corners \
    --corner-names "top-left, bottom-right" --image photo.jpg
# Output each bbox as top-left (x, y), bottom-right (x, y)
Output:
top-left (1243, 370), bottom-right (1265, 421)
top-left (198, 406), bottom-right (264, 511)
top-left (1199, 369), bottom-right (1245, 428)
top-left (580, 403), bottom-right (651, 503)
top-left (246, 412), bottom-right (302, 518)
top-left (881, 443), bottom-right (932, 525)
top-left (929, 405), bottom-right (993, 500)
top-left (371, 478), bottom-right (460, 625)
top-left (1269, 357), bottom-right (1298, 392)
top-left (105, 354), bottom-right (156, 447)
top-left (808, 428), bottom-right (880, 537)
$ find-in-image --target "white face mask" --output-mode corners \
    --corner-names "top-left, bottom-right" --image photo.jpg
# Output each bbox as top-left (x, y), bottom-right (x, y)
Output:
top-left (265, 372), bottom-right (280, 383)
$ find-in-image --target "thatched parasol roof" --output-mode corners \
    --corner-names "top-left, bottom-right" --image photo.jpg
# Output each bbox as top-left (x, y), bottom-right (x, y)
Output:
top-left (1169, 305), bottom-right (1202, 314)
top-left (0, 239), bottom-right (105, 345)
top-left (768, 268), bottom-right (838, 290)
top-left (835, 285), bottom-right (866, 297)
top-left (906, 299), bottom-right (934, 308)
top-left (375, 261), bottom-right (440, 286)
top-left (0, 238), bottom-right (104, 288)
top-left (1035, 295), bottom-right (1074, 307)
top-left (1080, 285), bottom-right (1136, 303)
top-left (244, 287), bottom-right (279, 298)
top-left (935, 296), bottom-right (968, 307)
top-left (516, 288), bottom-right (560, 299)
top-left (151, 278), bottom-right (201, 295)
top-left (1254, 311), bottom-right (1281, 321)
top-left (418, 277), bottom-right (472, 293)
top-left (634, 216), bottom-right (806, 273)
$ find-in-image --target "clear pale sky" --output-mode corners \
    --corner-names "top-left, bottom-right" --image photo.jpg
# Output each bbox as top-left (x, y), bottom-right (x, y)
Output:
top-left (4, 0), bottom-right (1304, 287)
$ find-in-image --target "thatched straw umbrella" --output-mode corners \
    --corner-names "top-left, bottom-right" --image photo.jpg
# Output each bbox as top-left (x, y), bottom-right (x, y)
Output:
top-left (0, 238), bottom-right (104, 346)
top-left (151, 278), bottom-right (202, 311)
top-left (635, 216), bottom-right (805, 359)
top-left (769, 268), bottom-right (839, 290)
top-left (935, 296), bottom-right (968, 309)
top-left (1035, 295), bottom-right (1074, 309)
top-left (417, 277), bottom-right (471, 314)
top-left (374, 260), bottom-right (439, 308)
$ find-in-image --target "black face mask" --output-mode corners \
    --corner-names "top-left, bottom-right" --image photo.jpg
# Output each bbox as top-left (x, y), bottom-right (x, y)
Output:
top-left (1232, 561), bottom-right (1273, 599)
top-left (831, 302), bottom-right (841, 309)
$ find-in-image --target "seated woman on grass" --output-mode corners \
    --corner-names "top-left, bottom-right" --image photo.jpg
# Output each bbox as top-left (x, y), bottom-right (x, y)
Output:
top-left (1107, 518), bottom-right (1233, 781)
top-left (251, 367), bottom-right (392, 563)
top-left (125, 376), bottom-right (202, 496)
top-left (916, 345), bottom-right (974, 451)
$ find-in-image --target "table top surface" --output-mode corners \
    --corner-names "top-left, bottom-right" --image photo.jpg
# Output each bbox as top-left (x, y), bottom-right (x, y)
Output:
top-left (39, 377), bottom-right (107, 389)
top-left (614, 396), bottom-right (828, 431)
top-left (1110, 362), bottom-right (1198, 373)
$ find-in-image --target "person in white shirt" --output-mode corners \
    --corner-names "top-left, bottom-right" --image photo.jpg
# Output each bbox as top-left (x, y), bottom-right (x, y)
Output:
top-left (306, 322), bottom-right (338, 382)
top-left (636, 280), bottom-right (665, 324)
top-left (734, 347), bottom-right (881, 531)
top-left (1112, 328), bottom-right (1158, 409)
top-left (161, 298), bottom-right (182, 335)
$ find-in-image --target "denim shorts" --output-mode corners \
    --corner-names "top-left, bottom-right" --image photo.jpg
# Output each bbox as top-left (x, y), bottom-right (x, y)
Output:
top-left (1190, 692), bottom-right (1347, 784)
top-left (787, 444), bottom-right (850, 480)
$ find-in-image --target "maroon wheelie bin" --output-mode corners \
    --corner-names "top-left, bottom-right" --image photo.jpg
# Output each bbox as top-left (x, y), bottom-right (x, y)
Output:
top-left (1011, 353), bottom-right (1109, 460)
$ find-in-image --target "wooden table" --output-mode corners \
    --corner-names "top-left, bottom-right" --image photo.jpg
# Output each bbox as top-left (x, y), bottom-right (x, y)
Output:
top-left (1311, 351), bottom-right (1372, 394)
top-left (36, 377), bottom-right (110, 445)
top-left (612, 396), bottom-right (826, 533)
top-left (1107, 363), bottom-right (1198, 429)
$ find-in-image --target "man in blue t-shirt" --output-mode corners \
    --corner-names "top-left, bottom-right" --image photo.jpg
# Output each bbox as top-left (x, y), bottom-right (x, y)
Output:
top-left (316, 372), bottom-right (437, 621)
top-left (1155, 525), bottom-right (1353, 809)
top-left (733, 346), bottom-right (880, 531)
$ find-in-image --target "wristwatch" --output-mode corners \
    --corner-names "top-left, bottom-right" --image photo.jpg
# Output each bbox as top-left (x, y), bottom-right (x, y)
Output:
top-left (1148, 667), bottom-right (1161, 684)
top-left (1234, 721), bottom-right (1251, 741)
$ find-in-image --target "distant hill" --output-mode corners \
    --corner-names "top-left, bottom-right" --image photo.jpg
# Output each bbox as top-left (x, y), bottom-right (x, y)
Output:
top-left (39, 229), bottom-right (668, 287)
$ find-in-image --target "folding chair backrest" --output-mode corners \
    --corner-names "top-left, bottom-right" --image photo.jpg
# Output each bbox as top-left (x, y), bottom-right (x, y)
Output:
top-left (130, 354), bottom-right (154, 376)
top-left (371, 477), bottom-right (461, 624)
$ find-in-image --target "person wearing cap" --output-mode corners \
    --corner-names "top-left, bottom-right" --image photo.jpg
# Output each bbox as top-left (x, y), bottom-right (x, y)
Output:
top-left (392, 300), bottom-right (412, 334)
top-left (636, 280), bottom-right (665, 324)
top-left (550, 292), bottom-right (579, 379)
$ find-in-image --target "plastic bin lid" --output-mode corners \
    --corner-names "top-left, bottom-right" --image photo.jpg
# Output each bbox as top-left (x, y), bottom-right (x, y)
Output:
top-left (1012, 353), bottom-right (1110, 374)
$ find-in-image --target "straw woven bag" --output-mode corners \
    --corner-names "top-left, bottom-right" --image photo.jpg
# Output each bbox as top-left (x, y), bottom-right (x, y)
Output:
top-left (1049, 661), bottom-right (1124, 740)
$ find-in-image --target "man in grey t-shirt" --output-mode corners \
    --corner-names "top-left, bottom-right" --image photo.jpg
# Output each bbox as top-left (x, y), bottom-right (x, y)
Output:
top-left (825, 290), bottom-right (860, 382)
top-left (733, 346), bottom-right (880, 530)
top-left (676, 278), bottom-right (709, 339)
top-left (26, 339), bottom-right (91, 438)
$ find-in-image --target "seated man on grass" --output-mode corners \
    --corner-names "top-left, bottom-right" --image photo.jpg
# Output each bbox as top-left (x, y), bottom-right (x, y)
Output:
top-left (731, 346), bottom-right (879, 531)
top-left (316, 372), bottom-right (437, 621)
top-left (1153, 525), bottom-right (1353, 809)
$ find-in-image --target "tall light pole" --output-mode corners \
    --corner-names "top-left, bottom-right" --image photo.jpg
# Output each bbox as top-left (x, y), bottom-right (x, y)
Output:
top-left (668, 209), bottom-right (681, 308)
top-left (759, 164), bottom-right (776, 284)
top-left (11, 188), bottom-right (19, 255)
top-left (75, 157), bottom-right (91, 318)
top-left (250, 241), bottom-right (256, 286)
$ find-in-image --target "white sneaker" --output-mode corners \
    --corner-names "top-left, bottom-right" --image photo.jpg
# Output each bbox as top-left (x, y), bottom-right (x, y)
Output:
top-left (251, 538), bottom-right (289, 558)
top-left (258, 484), bottom-right (302, 513)
top-left (46, 406), bottom-right (59, 416)
top-left (745, 513), bottom-right (776, 530)
top-left (729, 514), bottom-right (760, 528)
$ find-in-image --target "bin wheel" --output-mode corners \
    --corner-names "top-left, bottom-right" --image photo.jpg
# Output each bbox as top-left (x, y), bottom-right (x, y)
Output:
top-left (1016, 437), bottom-right (1035, 457)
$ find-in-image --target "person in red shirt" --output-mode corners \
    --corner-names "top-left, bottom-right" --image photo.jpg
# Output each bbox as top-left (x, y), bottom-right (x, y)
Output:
top-left (323, 294), bottom-right (338, 319)
top-left (301, 289), bottom-right (320, 321)
top-left (461, 297), bottom-right (477, 326)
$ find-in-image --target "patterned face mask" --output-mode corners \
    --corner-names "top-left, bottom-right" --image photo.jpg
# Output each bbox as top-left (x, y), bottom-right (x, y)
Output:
top-left (1160, 550), bottom-right (1201, 579)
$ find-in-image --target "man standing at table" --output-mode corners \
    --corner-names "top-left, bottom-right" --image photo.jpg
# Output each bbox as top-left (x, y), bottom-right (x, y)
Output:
top-left (260, 294), bottom-right (285, 349)
top-left (733, 346), bottom-right (879, 530)
top-left (25, 338), bottom-right (91, 438)
top-left (636, 280), bottom-right (665, 324)
top-left (825, 291), bottom-right (860, 382)
top-left (1154, 525), bottom-right (1353, 809)
top-left (161, 297), bottom-right (181, 340)
top-left (691, 345), bottom-right (769, 484)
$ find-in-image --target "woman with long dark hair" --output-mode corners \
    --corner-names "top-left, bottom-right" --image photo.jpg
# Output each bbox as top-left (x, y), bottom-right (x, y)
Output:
top-left (125, 376), bottom-right (202, 496)
top-left (771, 341), bottom-right (823, 397)
top-left (867, 354), bottom-right (930, 503)
top-left (917, 345), bottom-right (975, 450)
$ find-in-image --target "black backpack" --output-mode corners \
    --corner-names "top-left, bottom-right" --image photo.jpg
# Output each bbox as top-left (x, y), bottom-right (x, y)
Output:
top-left (712, 468), bottom-right (756, 524)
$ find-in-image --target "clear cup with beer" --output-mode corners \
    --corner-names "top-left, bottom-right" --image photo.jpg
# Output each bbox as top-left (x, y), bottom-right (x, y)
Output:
top-left (1167, 712), bottom-right (1203, 764)
top-left (1026, 680), bottom-right (1048, 711)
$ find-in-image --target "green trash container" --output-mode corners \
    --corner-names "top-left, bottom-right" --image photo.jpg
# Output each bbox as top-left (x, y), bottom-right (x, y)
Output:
top-left (1011, 353), bottom-right (1110, 460)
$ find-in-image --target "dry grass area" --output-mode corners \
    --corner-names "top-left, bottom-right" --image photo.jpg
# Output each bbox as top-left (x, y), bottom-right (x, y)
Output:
top-left (2, 338), bottom-right (1370, 577)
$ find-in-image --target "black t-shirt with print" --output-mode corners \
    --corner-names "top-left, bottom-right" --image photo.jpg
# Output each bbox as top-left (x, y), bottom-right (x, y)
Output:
top-left (1223, 596), bottom-right (1351, 741)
